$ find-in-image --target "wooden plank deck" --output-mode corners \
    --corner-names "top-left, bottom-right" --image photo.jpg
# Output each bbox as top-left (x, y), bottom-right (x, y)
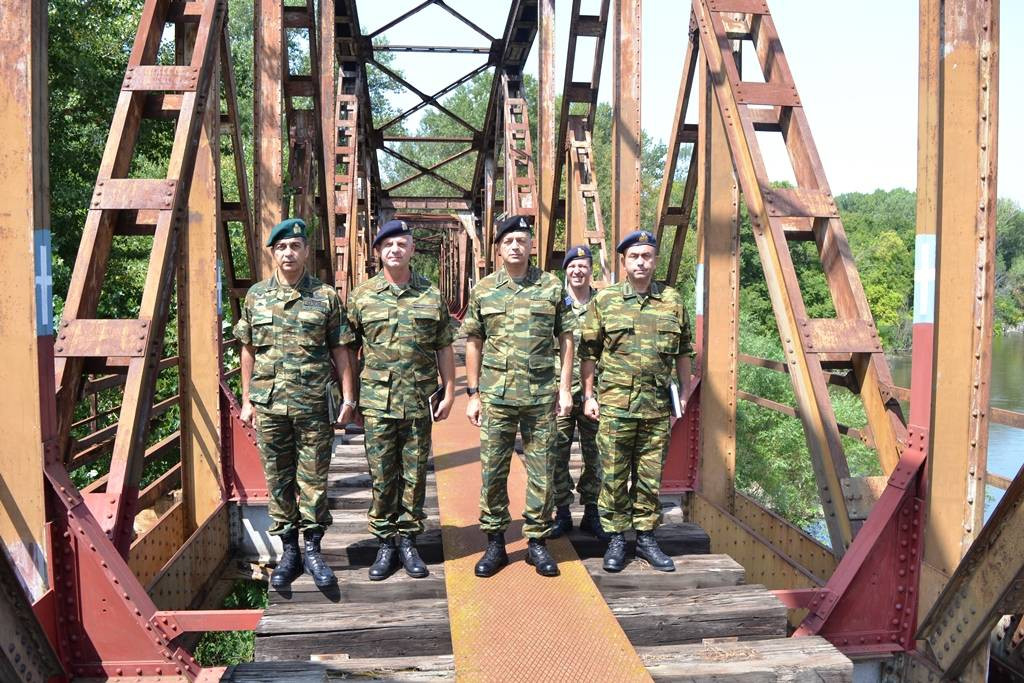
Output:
top-left (250, 435), bottom-right (853, 680)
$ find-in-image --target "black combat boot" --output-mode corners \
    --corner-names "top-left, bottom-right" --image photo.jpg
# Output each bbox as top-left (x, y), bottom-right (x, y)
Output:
top-left (549, 505), bottom-right (573, 539)
top-left (303, 530), bottom-right (337, 587)
top-left (398, 535), bottom-right (429, 578)
top-left (368, 537), bottom-right (398, 581)
top-left (636, 530), bottom-right (675, 572)
top-left (579, 504), bottom-right (610, 541)
top-left (525, 538), bottom-right (560, 577)
top-left (603, 532), bottom-right (627, 572)
top-left (270, 530), bottom-right (303, 589)
top-left (474, 533), bottom-right (508, 577)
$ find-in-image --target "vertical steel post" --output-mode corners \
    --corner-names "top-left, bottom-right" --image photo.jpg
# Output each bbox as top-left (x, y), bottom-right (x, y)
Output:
top-left (697, 57), bottom-right (739, 511)
top-left (918, 7), bottom-right (999, 675)
top-left (254, 0), bottom-right (284, 277)
top-left (537, 0), bottom-right (556, 269)
top-left (610, 0), bottom-right (642, 281)
top-left (0, 0), bottom-right (51, 603)
top-left (321, 0), bottom-right (336, 285)
top-left (178, 30), bottom-right (225, 532)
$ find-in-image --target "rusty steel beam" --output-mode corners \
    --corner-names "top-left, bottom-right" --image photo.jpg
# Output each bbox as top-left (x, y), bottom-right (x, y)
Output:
top-left (610, 0), bottom-right (642, 282)
top-left (918, 461), bottom-right (1021, 678)
top-left (470, 1), bottom-right (539, 220)
top-left (536, 0), bottom-right (555, 270)
top-left (177, 20), bottom-right (225, 535)
top-left (320, 0), bottom-right (336, 287)
top-left (697, 54), bottom-right (739, 512)
top-left (254, 0), bottom-right (284, 277)
top-left (0, 0), bottom-right (53, 608)
top-left (54, 0), bottom-right (227, 557)
top-left (694, 1), bottom-right (910, 555)
top-left (498, 73), bottom-right (540, 234)
top-left (917, 8), bottom-right (1000, 677)
top-left (380, 145), bottom-right (472, 196)
top-left (656, 23), bottom-right (700, 285)
top-left (564, 118), bottom-right (610, 282)
top-left (336, 0), bottom-right (382, 228)
top-left (546, 0), bottom-right (609, 261)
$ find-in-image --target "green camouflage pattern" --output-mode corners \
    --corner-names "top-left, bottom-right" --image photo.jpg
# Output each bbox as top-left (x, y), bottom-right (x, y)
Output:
top-left (347, 271), bottom-right (454, 419)
top-left (553, 396), bottom-right (601, 507)
top-left (233, 272), bottom-right (354, 416)
top-left (479, 402), bottom-right (556, 538)
top-left (462, 265), bottom-right (576, 407)
top-left (362, 415), bottom-right (432, 539)
top-left (553, 288), bottom-right (601, 507)
top-left (254, 411), bottom-right (334, 535)
top-left (579, 279), bottom-right (693, 418)
top-left (597, 416), bottom-right (670, 532)
top-left (561, 286), bottom-right (596, 395)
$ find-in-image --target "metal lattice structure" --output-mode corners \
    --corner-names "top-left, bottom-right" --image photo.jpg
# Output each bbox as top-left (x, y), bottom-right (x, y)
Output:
top-left (0, 0), bottom-right (1020, 680)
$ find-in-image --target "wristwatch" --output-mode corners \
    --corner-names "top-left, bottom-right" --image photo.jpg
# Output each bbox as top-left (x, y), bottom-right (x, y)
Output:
top-left (584, 394), bottom-right (596, 402)
top-left (342, 399), bottom-right (358, 409)
top-left (466, 386), bottom-right (479, 396)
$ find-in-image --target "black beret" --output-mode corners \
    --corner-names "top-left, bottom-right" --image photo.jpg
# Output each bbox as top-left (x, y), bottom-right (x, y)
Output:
top-left (266, 218), bottom-right (307, 246)
top-left (494, 214), bottom-right (534, 243)
top-left (562, 244), bottom-right (592, 270)
top-left (372, 219), bottom-right (413, 249)
top-left (616, 230), bottom-right (657, 254)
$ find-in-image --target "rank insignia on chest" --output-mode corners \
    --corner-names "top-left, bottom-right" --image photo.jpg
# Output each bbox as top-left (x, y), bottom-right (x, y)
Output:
top-left (304, 298), bottom-right (328, 312)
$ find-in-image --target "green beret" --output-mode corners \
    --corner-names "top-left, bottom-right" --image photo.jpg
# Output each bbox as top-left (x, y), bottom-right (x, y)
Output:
top-left (266, 218), bottom-right (307, 247)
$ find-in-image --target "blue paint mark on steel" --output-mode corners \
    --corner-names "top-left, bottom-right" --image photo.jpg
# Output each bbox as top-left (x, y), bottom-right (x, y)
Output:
top-left (913, 234), bottom-right (936, 324)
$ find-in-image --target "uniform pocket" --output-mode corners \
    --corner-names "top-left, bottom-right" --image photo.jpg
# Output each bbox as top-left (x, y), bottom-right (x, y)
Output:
top-left (359, 366), bottom-right (391, 412)
top-left (655, 315), bottom-right (681, 355)
top-left (604, 318), bottom-right (634, 352)
top-left (480, 355), bottom-right (506, 398)
top-left (360, 308), bottom-right (392, 344)
top-left (527, 355), bottom-right (556, 396)
top-left (249, 378), bottom-right (274, 405)
top-left (251, 312), bottom-right (274, 347)
top-left (528, 302), bottom-right (555, 337)
top-left (412, 306), bottom-right (441, 344)
top-left (598, 375), bottom-right (632, 409)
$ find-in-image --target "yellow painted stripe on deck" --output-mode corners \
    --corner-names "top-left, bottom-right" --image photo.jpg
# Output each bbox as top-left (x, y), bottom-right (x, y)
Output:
top-left (432, 374), bottom-right (651, 682)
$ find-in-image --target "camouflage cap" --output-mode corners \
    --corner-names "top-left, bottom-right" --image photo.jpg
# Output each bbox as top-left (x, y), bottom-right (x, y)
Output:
top-left (266, 218), bottom-right (307, 246)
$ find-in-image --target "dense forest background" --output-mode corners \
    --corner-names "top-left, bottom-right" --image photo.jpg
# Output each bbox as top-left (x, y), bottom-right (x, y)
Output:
top-left (49, 1), bottom-right (1024, 542)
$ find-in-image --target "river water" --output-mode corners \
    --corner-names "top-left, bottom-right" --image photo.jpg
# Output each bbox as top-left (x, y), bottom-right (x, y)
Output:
top-left (889, 332), bottom-right (1024, 520)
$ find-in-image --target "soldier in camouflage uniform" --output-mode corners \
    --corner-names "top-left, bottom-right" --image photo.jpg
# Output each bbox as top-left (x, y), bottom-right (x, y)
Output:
top-left (580, 230), bottom-right (693, 573)
top-left (347, 220), bottom-right (455, 581)
top-left (550, 245), bottom-right (605, 540)
top-left (463, 214), bottom-right (576, 578)
top-left (235, 218), bottom-right (357, 590)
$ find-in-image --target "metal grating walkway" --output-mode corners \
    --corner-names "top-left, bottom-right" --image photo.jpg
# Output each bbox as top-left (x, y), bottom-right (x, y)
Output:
top-left (431, 373), bottom-right (651, 682)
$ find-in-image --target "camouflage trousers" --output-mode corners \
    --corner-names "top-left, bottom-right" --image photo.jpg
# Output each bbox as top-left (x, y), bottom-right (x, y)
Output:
top-left (479, 402), bottom-right (555, 539)
top-left (362, 414), bottom-right (432, 539)
top-left (553, 394), bottom-right (601, 507)
top-left (255, 409), bottom-right (334, 536)
top-left (597, 415), bottom-right (670, 533)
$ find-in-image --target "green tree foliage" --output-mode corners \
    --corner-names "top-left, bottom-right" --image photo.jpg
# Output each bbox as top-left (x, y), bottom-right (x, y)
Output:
top-left (193, 580), bottom-right (269, 666)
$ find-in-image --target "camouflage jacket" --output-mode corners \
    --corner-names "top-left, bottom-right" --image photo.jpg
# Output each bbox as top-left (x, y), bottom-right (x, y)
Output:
top-left (562, 286), bottom-right (597, 397)
top-left (462, 264), bottom-right (576, 406)
top-left (347, 271), bottom-right (454, 419)
top-left (233, 272), bottom-right (354, 416)
top-left (579, 279), bottom-right (693, 418)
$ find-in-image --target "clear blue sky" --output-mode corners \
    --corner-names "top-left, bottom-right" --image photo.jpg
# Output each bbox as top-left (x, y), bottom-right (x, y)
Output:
top-left (360, 1), bottom-right (1021, 204)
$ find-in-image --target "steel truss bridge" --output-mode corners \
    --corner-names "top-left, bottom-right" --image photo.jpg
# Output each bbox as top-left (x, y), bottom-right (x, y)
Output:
top-left (0, 0), bottom-right (1021, 680)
